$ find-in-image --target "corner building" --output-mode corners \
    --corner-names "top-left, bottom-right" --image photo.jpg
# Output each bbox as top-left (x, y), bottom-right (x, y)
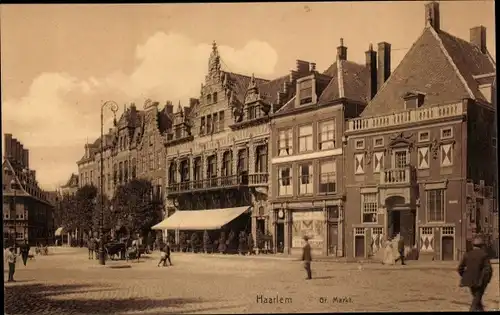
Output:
top-left (162, 42), bottom-right (294, 247)
top-left (344, 2), bottom-right (497, 261)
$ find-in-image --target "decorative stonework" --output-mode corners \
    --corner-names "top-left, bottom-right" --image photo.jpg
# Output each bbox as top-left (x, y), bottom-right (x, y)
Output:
top-left (418, 146), bottom-right (430, 169)
top-left (354, 154), bottom-right (365, 174)
top-left (440, 143), bottom-right (453, 166)
top-left (373, 152), bottom-right (384, 173)
top-left (430, 139), bottom-right (439, 159)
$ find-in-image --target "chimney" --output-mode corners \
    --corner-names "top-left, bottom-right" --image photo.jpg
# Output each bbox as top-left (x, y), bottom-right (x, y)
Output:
top-left (165, 101), bottom-right (174, 116)
top-left (337, 38), bottom-right (347, 61)
top-left (19, 144), bottom-right (24, 167)
top-left (310, 63), bottom-right (316, 72)
top-left (12, 139), bottom-right (19, 163)
top-left (130, 102), bottom-right (137, 111)
top-left (23, 149), bottom-right (29, 169)
top-left (365, 44), bottom-right (378, 100)
top-left (4, 134), bottom-right (12, 159)
top-left (470, 26), bottom-right (487, 54)
top-left (289, 70), bottom-right (298, 83)
top-left (377, 42), bottom-right (391, 91)
top-left (296, 60), bottom-right (310, 76)
top-left (283, 81), bottom-right (290, 95)
top-left (425, 1), bottom-right (440, 31)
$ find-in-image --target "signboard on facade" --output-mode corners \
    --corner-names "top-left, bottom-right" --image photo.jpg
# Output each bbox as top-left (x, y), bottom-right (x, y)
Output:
top-left (291, 211), bottom-right (324, 249)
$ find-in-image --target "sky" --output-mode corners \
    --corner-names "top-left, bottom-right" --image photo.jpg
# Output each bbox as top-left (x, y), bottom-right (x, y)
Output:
top-left (0, 1), bottom-right (496, 190)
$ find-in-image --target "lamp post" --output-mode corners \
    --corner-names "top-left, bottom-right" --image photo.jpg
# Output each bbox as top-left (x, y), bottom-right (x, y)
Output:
top-left (98, 100), bottom-right (119, 265)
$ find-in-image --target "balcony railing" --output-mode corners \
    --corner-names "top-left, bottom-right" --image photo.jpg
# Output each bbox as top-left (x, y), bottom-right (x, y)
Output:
top-left (166, 173), bottom-right (269, 194)
top-left (347, 102), bottom-right (464, 132)
top-left (380, 167), bottom-right (415, 185)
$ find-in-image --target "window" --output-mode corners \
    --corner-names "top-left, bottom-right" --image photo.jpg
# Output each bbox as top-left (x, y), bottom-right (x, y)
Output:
top-left (207, 94), bottom-right (212, 104)
top-left (256, 145), bottom-right (268, 173)
top-left (149, 153), bottom-right (154, 170)
top-left (222, 152), bottom-right (232, 176)
top-left (207, 115), bottom-right (212, 134)
top-left (418, 131), bottom-right (430, 142)
top-left (298, 79), bottom-right (313, 105)
top-left (207, 155), bottom-right (217, 178)
top-left (373, 137), bottom-right (384, 148)
top-left (181, 160), bottom-right (189, 182)
top-left (355, 139), bottom-right (365, 150)
top-left (441, 127), bottom-right (453, 139)
top-left (319, 160), bottom-right (336, 194)
top-left (278, 129), bottom-right (293, 156)
top-left (278, 167), bottom-right (292, 196)
top-left (427, 189), bottom-right (445, 222)
top-left (298, 125), bottom-right (313, 153)
top-left (213, 92), bottom-right (218, 103)
top-left (394, 150), bottom-right (407, 169)
top-left (212, 113), bottom-right (218, 132)
top-left (124, 161), bottom-right (129, 181)
top-left (327, 206), bottom-right (339, 220)
top-left (168, 162), bottom-right (176, 184)
top-left (298, 163), bottom-right (313, 195)
top-left (237, 149), bottom-right (248, 173)
top-left (193, 158), bottom-right (202, 181)
top-left (318, 120), bottom-right (336, 150)
top-left (362, 193), bottom-right (378, 223)
top-left (219, 111), bottom-right (225, 131)
top-left (200, 117), bottom-right (206, 135)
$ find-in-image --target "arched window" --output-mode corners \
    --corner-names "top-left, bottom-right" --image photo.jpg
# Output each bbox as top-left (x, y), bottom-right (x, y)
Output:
top-left (207, 94), bottom-right (212, 104)
top-left (131, 158), bottom-right (137, 179)
top-left (222, 151), bottom-right (232, 176)
top-left (168, 161), bottom-right (176, 185)
top-left (213, 92), bottom-right (218, 103)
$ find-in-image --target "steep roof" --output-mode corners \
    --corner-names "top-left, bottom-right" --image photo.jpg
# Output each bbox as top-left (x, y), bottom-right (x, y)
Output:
top-left (224, 72), bottom-right (269, 104)
top-left (61, 173), bottom-right (79, 188)
top-left (361, 26), bottom-right (496, 117)
top-left (318, 60), bottom-right (369, 105)
top-left (258, 75), bottom-right (290, 105)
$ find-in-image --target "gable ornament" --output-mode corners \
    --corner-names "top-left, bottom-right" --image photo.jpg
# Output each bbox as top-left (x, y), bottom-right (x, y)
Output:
top-left (364, 144), bottom-right (373, 165)
top-left (430, 139), bottom-right (439, 160)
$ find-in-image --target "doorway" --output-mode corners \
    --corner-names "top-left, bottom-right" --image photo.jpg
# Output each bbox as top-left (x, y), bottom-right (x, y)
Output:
top-left (388, 210), bottom-right (401, 239)
top-left (442, 236), bottom-right (454, 260)
top-left (355, 235), bottom-right (365, 258)
top-left (328, 224), bottom-right (338, 256)
top-left (276, 222), bottom-right (284, 253)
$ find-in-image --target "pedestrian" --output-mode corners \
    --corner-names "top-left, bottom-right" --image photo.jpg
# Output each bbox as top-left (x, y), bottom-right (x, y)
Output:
top-left (458, 236), bottom-right (493, 312)
top-left (6, 247), bottom-right (18, 282)
top-left (20, 240), bottom-right (30, 266)
top-left (87, 237), bottom-right (94, 260)
top-left (394, 234), bottom-right (406, 265)
top-left (301, 235), bottom-right (312, 280)
top-left (163, 242), bottom-right (173, 266)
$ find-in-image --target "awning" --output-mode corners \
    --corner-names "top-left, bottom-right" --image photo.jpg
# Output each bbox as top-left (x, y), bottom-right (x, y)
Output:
top-left (151, 206), bottom-right (250, 231)
top-left (54, 227), bottom-right (65, 236)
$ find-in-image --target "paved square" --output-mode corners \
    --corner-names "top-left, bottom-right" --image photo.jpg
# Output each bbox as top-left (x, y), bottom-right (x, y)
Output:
top-left (4, 247), bottom-right (500, 314)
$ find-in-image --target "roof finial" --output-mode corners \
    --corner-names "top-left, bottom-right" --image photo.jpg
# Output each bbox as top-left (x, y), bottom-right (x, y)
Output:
top-left (426, 9), bottom-right (432, 27)
top-left (369, 43), bottom-right (373, 51)
top-left (340, 38), bottom-right (344, 46)
top-left (212, 40), bottom-right (217, 52)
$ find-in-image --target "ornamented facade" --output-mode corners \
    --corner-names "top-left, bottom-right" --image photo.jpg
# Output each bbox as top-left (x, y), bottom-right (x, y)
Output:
top-left (2, 134), bottom-right (55, 246)
top-left (76, 101), bottom-right (172, 202)
top-left (344, 2), bottom-right (497, 261)
top-left (163, 42), bottom-right (294, 245)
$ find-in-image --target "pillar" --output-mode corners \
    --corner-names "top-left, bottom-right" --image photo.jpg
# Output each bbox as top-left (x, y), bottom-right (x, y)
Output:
top-left (189, 156), bottom-right (194, 181)
top-left (248, 141), bottom-right (256, 174)
top-left (252, 214), bottom-right (257, 252)
top-left (272, 206), bottom-right (277, 253)
top-left (202, 153), bottom-right (208, 180)
top-left (176, 159), bottom-right (181, 183)
top-left (323, 204), bottom-right (328, 256)
top-left (175, 229), bottom-right (180, 245)
top-left (284, 208), bottom-right (292, 254)
top-left (217, 150), bottom-right (223, 177)
top-left (338, 203), bottom-right (344, 257)
top-left (232, 144), bottom-right (238, 176)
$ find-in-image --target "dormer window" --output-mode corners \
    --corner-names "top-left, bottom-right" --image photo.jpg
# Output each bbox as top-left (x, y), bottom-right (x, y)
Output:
top-left (403, 91), bottom-right (425, 109)
top-left (298, 78), bottom-right (313, 105)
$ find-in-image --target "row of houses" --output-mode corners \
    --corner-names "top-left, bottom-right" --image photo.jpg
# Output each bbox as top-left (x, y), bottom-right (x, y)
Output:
top-left (75, 2), bottom-right (497, 260)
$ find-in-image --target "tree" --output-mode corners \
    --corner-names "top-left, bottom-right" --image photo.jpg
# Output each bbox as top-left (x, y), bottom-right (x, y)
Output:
top-left (74, 185), bottom-right (98, 235)
top-left (112, 179), bottom-right (161, 239)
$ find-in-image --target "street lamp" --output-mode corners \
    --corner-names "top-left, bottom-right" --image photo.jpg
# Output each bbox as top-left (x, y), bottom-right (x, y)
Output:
top-left (99, 100), bottom-right (119, 265)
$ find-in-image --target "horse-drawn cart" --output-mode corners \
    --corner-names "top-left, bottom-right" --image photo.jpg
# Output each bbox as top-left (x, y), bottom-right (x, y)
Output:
top-left (104, 242), bottom-right (126, 260)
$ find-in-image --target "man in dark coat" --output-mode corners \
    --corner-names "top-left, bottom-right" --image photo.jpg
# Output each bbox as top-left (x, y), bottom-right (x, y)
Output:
top-left (19, 241), bottom-right (30, 266)
top-left (458, 236), bottom-right (493, 312)
top-left (395, 235), bottom-right (406, 265)
top-left (302, 235), bottom-right (312, 280)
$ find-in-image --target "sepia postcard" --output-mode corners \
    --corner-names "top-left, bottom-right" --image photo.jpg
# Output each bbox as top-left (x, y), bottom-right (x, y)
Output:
top-left (2, 1), bottom-right (499, 314)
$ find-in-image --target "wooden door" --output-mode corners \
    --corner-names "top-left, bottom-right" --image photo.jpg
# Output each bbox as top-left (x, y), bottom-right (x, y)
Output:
top-left (442, 236), bottom-right (454, 261)
top-left (328, 224), bottom-right (338, 256)
top-left (355, 235), bottom-right (365, 258)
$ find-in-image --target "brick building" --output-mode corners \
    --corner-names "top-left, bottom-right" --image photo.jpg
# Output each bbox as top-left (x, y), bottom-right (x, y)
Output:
top-left (2, 134), bottom-right (55, 247)
top-left (269, 39), bottom-right (371, 257)
top-left (344, 2), bottom-right (496, 260)
top-left (154, 42), bottom-right (294, 248)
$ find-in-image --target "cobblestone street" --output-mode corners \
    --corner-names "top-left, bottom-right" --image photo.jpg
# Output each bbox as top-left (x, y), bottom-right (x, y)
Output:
top-left (4, 247), bottom-right (500, 314)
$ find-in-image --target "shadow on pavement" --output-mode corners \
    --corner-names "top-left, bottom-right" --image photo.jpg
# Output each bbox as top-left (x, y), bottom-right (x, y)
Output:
top-left (5, 283), bottom-right (206, 314)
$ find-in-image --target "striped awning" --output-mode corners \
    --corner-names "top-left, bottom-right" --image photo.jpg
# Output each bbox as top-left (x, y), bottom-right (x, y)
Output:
top-left (151, 206), bottom-right (250, 231)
